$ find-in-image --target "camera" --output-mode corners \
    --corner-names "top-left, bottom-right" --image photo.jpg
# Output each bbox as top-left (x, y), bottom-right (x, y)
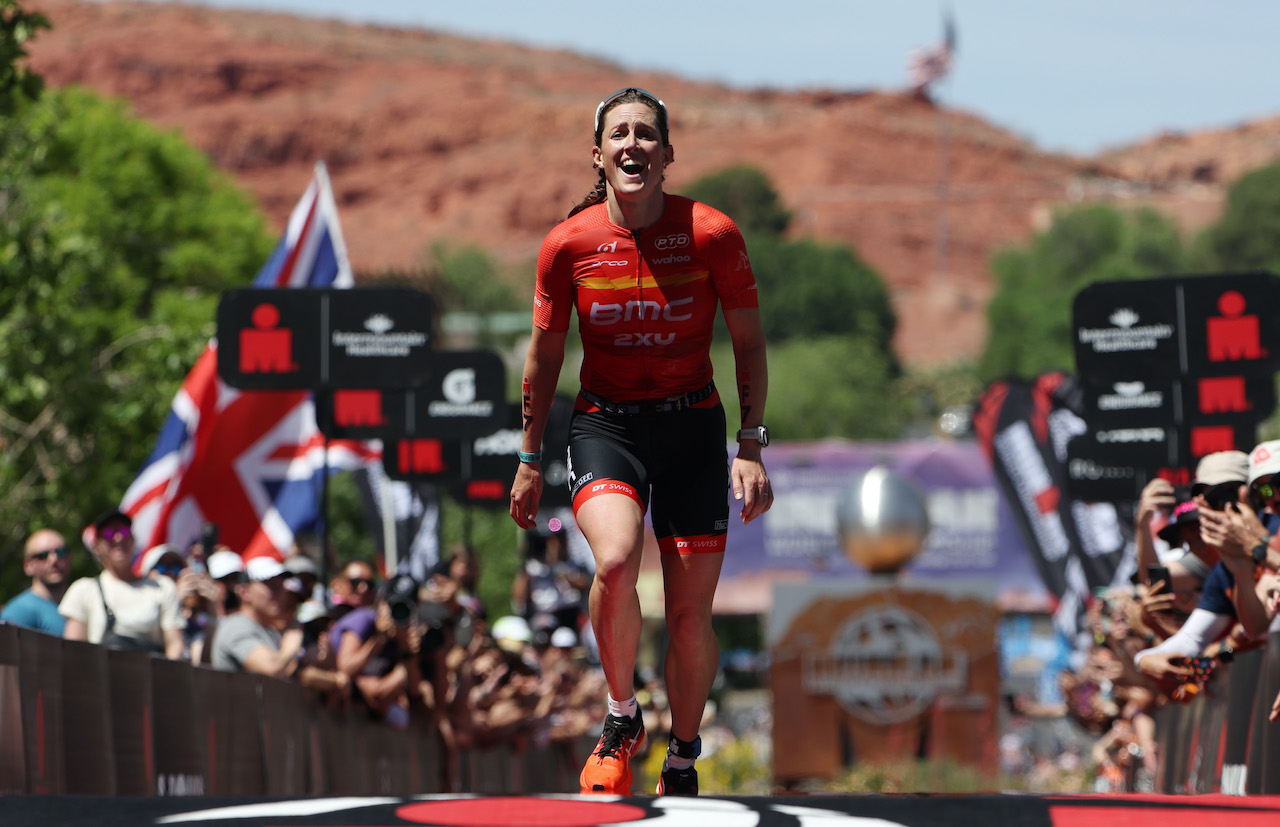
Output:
top-left (1202, 482), bottom-right (1241, 512)
top-left (380, 574), bottom-right (419, 627)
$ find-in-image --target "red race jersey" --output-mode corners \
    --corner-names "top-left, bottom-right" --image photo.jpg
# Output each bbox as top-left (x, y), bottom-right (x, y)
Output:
top-left (533, 194), bottom-right (758, 402)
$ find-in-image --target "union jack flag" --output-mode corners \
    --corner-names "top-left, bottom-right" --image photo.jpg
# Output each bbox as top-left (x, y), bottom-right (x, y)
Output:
top-left (120, 162), bottom-right (378, 564)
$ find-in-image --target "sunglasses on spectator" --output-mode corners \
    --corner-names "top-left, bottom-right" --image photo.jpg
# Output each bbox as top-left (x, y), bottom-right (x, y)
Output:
top-left (594, 87), bottom-right (667, 134)
top-left (99, 526), bottom-right (133, 543)
top-left (154, 563), bottom-right (184, 578)
top-left (27, 546), bottom-right (68, 562)
top-left (1254, 477), bottom-right (1278, 500)
top-left (348, 577), bottom-right (374, 589)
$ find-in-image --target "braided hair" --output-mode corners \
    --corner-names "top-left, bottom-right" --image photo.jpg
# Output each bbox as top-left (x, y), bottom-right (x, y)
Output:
top-left (567, 170), bottom-right (608, 219)
top-left (567, 89), bottom-right (670, 219)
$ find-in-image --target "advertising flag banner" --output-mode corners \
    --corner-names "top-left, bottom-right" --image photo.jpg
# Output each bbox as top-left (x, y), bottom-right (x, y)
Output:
top-left (973, 373), bottom-right (1135, 641)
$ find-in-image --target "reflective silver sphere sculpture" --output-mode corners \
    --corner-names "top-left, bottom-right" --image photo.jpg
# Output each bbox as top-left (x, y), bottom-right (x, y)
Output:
top-left (835, 466), bottom-right (930, 574)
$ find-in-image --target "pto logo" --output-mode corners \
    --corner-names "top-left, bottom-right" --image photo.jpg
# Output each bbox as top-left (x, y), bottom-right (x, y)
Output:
top-left (654, 233), bottom-right (690, 250)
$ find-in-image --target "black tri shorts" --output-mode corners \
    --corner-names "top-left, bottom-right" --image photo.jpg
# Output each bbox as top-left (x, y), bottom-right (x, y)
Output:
top-left (567, 401), bottom-right (730, 554)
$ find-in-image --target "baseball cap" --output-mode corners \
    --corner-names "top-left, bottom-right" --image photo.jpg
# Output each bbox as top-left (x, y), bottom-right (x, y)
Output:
top-left (243, 556), bottom-right (287, 582)
top-left (140, 544), bottom-right (184, 574)
top-left (94, 508), bottom-right (132, 532)
top-left (207, 549), bottom-right (244, 581)
top-left (284, 555), bottom-right (319, 577)
top-left (1248, 440), bottom-right (1280, 485)
top-left (491, 615), bottom-right (532, 652)
top-left (1157, 501), bottom-right (1200, 545)
top-left (550, 626), bottom-right (579, 649)
top-left (296, 600), bottom-right (330, 625)
top-left (1192, 450), bottom-right (1248, 491)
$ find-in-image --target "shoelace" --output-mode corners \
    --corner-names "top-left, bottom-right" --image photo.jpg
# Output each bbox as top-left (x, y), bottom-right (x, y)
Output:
top-left (595, 717), bottom-right (636, 759)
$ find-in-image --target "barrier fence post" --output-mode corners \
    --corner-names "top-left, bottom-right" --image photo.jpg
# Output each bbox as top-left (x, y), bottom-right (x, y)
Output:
top-left (105, 647), bottom-right (153, 795)
top-left (152, 655), bottom-right (209, 796)
top-left (0, 625), bottom-right (27, 792)
top-left (1248, 631), bottom-right (1280, 794)
top-left (1221, 648), bottom-right (1264, 795)
top-left (61, 637), bottom-right (116, 794)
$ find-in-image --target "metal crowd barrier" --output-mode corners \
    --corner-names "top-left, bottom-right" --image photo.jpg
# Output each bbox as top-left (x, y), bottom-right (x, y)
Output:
top-left (0, 624), bottom-right (585, 796)
top-left (1155, 631), bottom-right (1280, 794)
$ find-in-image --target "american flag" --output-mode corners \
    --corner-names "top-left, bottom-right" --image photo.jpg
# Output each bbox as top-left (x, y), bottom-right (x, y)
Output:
top-left (907, 13), bottom-right (957, 90)
top-left (119, 163), bottom-right (378, 564)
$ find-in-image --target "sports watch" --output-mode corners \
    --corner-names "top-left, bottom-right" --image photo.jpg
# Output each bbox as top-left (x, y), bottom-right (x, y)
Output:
top-left (1252, 539), bottom-right (1270, 565)
top-left (1218, 643), bottom-right (1235, 664)
top-left (736, 425), bottom-right (769, 447)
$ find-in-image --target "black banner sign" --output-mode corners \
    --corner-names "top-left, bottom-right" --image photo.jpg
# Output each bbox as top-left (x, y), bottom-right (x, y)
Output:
top-left (216, 287), bottom-right (434, 391)
top-left (1071, 272), bottom-right (1280, 498)
top-left (1074, 271), bottom-right (1280, 378)
top-left (316, 350), bottom-right (507, 440)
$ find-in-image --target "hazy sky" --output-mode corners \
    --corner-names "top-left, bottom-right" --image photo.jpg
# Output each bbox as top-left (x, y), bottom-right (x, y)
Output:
top-left (177, 0), bottom-right (1280, 156)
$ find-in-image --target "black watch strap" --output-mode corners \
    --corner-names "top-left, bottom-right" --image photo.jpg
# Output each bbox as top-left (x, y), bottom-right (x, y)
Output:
top-left (1252, 540), bottom-right (1269, 565)
top-left (1219, 643), bottom-right (1235, 663)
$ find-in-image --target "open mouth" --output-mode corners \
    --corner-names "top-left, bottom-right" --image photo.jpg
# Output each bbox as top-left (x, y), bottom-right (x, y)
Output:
top-left (620, 159), bottom-right (644, 176)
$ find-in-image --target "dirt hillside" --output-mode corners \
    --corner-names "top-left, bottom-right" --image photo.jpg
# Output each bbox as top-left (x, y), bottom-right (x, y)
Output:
top-left (25, 1), bottom-right (1280, 366)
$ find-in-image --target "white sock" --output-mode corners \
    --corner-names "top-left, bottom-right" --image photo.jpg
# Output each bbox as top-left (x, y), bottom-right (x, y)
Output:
top-left (666, 734), bottom-right (699, 770)
top-left (664, 751), bottom-right (695, 771)
top-left (607, 694), bottom-right (639, 719)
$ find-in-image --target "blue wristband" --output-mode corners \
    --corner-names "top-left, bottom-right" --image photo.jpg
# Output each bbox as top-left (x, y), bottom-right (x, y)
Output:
top-left (518, 451), bottom-right (542, 463)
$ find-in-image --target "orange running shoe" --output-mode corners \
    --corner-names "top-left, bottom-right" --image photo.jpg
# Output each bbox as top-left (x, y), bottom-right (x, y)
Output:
top-left (579, 713), bottom-right (646, 794)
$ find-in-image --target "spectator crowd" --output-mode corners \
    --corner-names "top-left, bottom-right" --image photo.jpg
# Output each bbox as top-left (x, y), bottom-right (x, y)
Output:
top-left (21, 448), bottom-right (1280, 794)
top-left (1048, 444), bottom-right (1280, 791)
top-left (0, 513), bottom-right (648, 793)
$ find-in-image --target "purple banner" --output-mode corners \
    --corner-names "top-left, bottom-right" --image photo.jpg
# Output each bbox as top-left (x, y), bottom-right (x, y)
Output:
top-left (717, 439), bottom-right (1051, 613)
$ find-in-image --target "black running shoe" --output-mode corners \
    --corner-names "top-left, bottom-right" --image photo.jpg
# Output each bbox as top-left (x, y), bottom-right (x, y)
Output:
top-left (656, 764), bottom-right (698, 796)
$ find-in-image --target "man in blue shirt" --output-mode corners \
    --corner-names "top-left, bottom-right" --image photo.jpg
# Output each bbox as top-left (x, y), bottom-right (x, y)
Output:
top-left (0, 528), bottom-right (71, 635)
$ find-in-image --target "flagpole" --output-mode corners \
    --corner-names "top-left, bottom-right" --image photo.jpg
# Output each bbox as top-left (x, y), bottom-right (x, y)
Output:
top-left (381, 474), bottom-right (398, 575)
top-left (321, 430), bottom-right (331, 598)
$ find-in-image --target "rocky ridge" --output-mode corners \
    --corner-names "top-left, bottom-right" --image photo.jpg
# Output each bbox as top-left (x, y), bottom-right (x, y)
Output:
top-left (25, 0), bottom-right (1280, 366)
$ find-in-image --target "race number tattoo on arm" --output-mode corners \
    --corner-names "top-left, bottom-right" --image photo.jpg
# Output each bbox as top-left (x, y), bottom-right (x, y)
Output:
top-left (739, 382), bottom-right (752, 425)
top-left (522, 377), bottom-right (533, 431)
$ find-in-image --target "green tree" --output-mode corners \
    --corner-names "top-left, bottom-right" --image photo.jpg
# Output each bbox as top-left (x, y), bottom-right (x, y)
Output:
top-left (681, 165), bottom-right (791, 237)
top-left (682, 165), bottom-right (902, 438)
top-left (0, 0), bottom-right (48, 115)
top-left (1198, 162), bottom-right (1280, 274)
top-left (0, 86), bottom-right (273, 597)
top-left (746, 233), bottom-right (897, 359)
top-left (978, 204), bottom-right (1184, 382)
top-left (764, 337), bottom-right (906, 440)
top-left (421, 241), bottom-right (524, 315)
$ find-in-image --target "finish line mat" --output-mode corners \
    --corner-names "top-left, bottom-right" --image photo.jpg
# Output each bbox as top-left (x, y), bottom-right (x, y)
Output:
top-left (3, 793), bottom-right (1280, 827)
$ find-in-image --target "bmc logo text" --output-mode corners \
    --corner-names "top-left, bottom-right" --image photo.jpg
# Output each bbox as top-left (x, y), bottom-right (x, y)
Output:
top-left (654, 233), bottom-right (690, 250)
top-left (589, 297), bottom-right (693, 325)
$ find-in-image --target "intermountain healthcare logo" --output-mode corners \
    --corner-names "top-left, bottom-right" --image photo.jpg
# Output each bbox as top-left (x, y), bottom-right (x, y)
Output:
top-left (802, 606), bottom-right (968, 725)
top-left (330, 314), bottom-right (429, 358)
top-left (1076, 307), bottom-right (1174, 354)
